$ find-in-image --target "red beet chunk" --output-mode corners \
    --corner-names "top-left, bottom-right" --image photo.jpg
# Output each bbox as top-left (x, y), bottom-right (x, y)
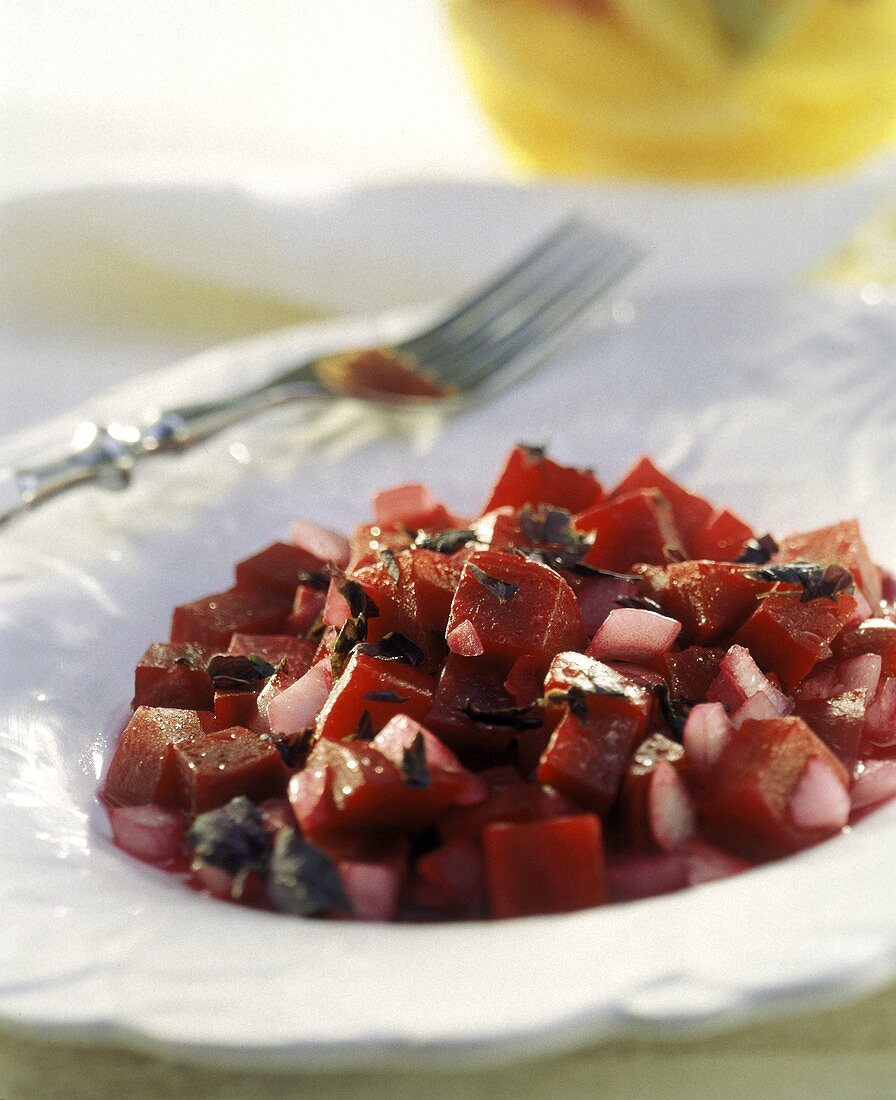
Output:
top-left (446, 548), bottom-right (586, 668)
top-left (483, 814), bottom-right (605, 918)
top-left (794, 690), bottom-right (866, 771)
top-left (537, 706), bottom-right (648, 817)
top-left (234, 541), bottom-right (325, 595)
top-left (285, 584), bottom-right (327, 635)
top-left (734, 591), bottom-right (857, 691)
top-left (576, 489), bottom-right (684, 572)
top-left (351, 548), bottom-right (463, 669)
top-left (439, 766), bottom-right (580, 841)
top-left (662, 646), bottom-right (727, 703)
top-left (372, 483), bottom-right (459, 531)
top-left (213, 690), bottom-right (257, 728)
top-left (482, 444), bottom-right (603, 514)
top-left (610, 456), bottom-right (714, 552)
top-left (227, 634), bottom-right (316, 679)
top-left (426, 652), bottom-right (549, 768)
top-left (639, 561), bottom-right (777, 646)
top-left (407, 836), bottom-right (487, 920)
top-left (835, 618), bottom-right (896, 676)
top-left (133, 643), bottom-right (214, 711)
top-left (170, 585), bottom-right (292, 650)
top-left (103, 707), bottom-right (218, 807)
top-left (315, 649), bottom-right (435, 741)
top-left (691, 508), bottom-right (755, 562)
top-left (700, 716), bottom-right (850, 861)
top-left (289, 723), bottom-right (477, 836)
top-left (163, 725), bottom-right (288, 814)
top-left (348, 523), bottom-right (414, 570)
top-left (777, 519), bottom-right (882, 608)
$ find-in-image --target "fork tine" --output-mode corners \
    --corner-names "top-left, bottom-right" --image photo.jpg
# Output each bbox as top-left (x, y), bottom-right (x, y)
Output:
top-left (442, 244), bottom-right (641, 392)
top-left (400, 215), bottom-right (590, 359)
top-left (416, 229), bottom-right (632, 372)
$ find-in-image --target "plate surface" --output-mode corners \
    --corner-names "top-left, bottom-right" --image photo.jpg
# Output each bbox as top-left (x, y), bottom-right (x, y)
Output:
top-left (3, 282), bottom-right (896, 1069)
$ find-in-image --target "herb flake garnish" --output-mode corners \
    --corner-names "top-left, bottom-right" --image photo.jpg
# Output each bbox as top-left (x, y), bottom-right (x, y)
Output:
top-left (616, 595), bottom-right (664, 613)
top-left (362, 690), bottom-right (409, 703)
top-left (468, 563), bottom-right (519, 602)
top-left (745, 561), bottom-right (855, 602)
top-left (295, 569), bottom-right (331, 592)
top-left (352, 708), bottom-right (375, 742)
top-left (400, 732), bottom-right (430, 788)
top-left (187, 796), bottom-right (271, 878)
top-left (461, 701), bottom-right (542, 730)
top-left (265, 830), bottom-right (352, 917)
top-left (413, 528), bottom-right (476, 554)
top-left (206, 653), bottom-right (275, 691)
top-left (735, 534), bottom-right (779, 565)
top-left (378, 547), bottom-right (402, 584)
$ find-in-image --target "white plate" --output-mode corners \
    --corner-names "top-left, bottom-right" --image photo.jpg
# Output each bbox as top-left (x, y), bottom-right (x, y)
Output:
top-left (3, 282), bottom-right (896, 1071)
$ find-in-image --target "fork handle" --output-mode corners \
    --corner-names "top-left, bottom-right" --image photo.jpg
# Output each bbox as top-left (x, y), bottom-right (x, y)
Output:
top-left (0, 365), bottom-right (328, 523)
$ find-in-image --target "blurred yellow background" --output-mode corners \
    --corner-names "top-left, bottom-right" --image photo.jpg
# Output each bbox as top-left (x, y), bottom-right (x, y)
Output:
top-left (446, 0), bottom-right (896, 179)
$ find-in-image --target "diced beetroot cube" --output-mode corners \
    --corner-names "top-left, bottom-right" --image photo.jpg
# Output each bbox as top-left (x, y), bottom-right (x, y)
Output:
top-left (315, 650), bottom-right (435, 741)
top-left (537, 705), bottom-right (647, 817)
top-left (662, 646), bottom-right (727, 703)
top-left (162, 725), bottom-right (289, 814)
top-left (347, 522), bottom-right (414, 571)
top-left (734, 591), bottom-right (857, 690)
top-left (170, 585), bottom-right (291, 650)
top-left (226, 634), bottom-right (316, 679)
top-left (407, 836), bottom-right (487, 919)
top-left (542, 651), bottom-right (654, 719)
top-left (691, 508), bottom-right (754, 562)
top-left (372, 715), bottom-right (488, 807)
top-left (565, 571), bottom-right (640, 635)
top-left (426, 652), bottom-right (549, 768)
top-left (446, 548), bottom-right (586, 668)
top-left (285, 584), bottom-right (327, 635)
top-left (503, 654), bottom-right (550, 707)
top-left (372, 483), bottom-right (458, 531)
top-left (438, 766), bottom-right (581, 840)
top-left (482, 444), bottom-right (603, 515)
top-left (576, 490), bottom-right (684, 572)
top-left (610, 456), bottom-right (714, 553)
top-left (234, 541), bottom-right (323, 596)
top-left (132, 643), bottom-right (214, 711)
top-left (483, 814), bottom-right (605, 918)
top-left (108, 803), bottom-right (187, 864)
top-left (795, 690), bottom-right (866, 771)
top-left (835, 618), bottom-right (896, 676)
top-left (289, 732), bottom-right (476, 836)
top-left (587, 607), bottom-right (681, 663)
top-left (103, 707), bottom-right (218, 807)
top-left (777, 518), bottom-right (882, 608)
top-left (213, 690), bottom-right (257, 728)
top-left (322, 579), bottom-right (351, 629)
top-left (639, 561), bottom-right (776, 646)
top-left (700, 716), bottom-right (850, 860)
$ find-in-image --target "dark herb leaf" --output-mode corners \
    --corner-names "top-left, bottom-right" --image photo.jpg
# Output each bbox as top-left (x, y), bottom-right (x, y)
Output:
top-left (352, 708), bottom-right (375, 741)
top-left (468, 563), bottom-right (519, 602)
top-left (339, 578), bottom-right (379, 619)
top-left (261, 728), bottom-right (315, 769)
top-left (206, 654), bottom-right (274, 691)
top-left (520, 443), bottom-right (547, 462)
top-left (331, 615), bottom-right (368, 677)
top-left (378, 547), bottom-right (402, 584)
top-left (376, 632), bottom-right (426, 667)
top-left (400, 732), bottom-right (430, 788)
top-left (655, 685), bottom-right (691, 740)
top-left (187, 796), bottom-right (270, 876)
top-left (413, 528), bottom-right (476, 554)
top-left (746, 561), bottom-right (855, 602)
top-left (265, 830), bottom-right (352, 917)
top-left (663, 545), bottom-right (687, 563)
top-left (295, 569), bottom-right (331, 592)
top-left (735, 534), bottom-right (779, 565)
top-left (362, 690), bottom-right (409, 703)
top-left (564, 685), bottom-right (590, 721)
top-left (172, 644), bottom-right (208, 670)
top-left (461, 701), bottom-right (542, 730)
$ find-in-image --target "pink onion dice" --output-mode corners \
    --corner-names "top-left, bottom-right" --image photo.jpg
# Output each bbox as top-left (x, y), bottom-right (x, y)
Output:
top-left (373, 483), bottom-right (441, 527)
top-left (446, 618), bottom-right (485, 657)
top-left (586, 607), bottom-right (681, 663)
top-left (851, 760), bottom-right (896, 811)
top-left (338, 858), bottom-right (404, 922)
top-left (864, 676), bottom-right (896, 747)
top-left (786, 757), bottom-right (851, 831)
top-left (648, 761), bottom-right (697, 853)
top-left (290, 518), bottom-right (350, 568)
top-left (838, 654), bottom-right (883, 705)
top-left (708, 644), bottom-right (793, 716)
top-left (680, 838), bottom-right (752, 887)
top-left (683, 702), bottom-right (735, 781)
top-left (267, 661), bottom-right (331, 734)
top-left (108, 803), bottom-right (186, 864)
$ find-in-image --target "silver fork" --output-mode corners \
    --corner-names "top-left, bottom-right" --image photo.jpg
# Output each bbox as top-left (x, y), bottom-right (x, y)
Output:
top-left (0, 216), bottom-right (642, 523)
